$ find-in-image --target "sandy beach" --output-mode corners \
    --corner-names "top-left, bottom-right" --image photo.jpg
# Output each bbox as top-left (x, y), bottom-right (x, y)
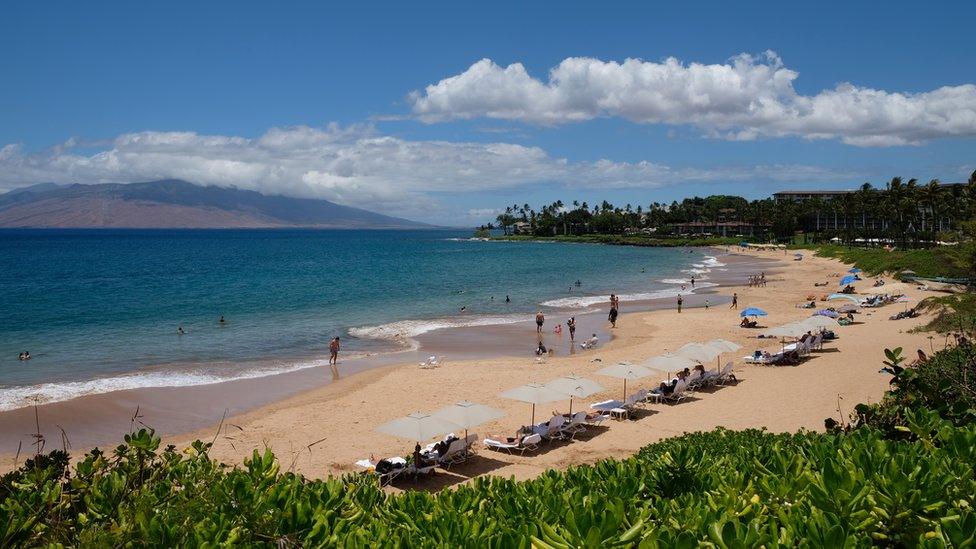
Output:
top-left (0, 248), bottom-right (941, 486)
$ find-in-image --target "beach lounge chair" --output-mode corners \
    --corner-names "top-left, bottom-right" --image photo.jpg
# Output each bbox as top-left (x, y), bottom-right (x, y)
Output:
top-left (356, 456), bottom-right (431, 486)
top-left (712, 362), bottom-right (736, 385)
top-left (483, 433), bottom-right (542, 455)
top-left (664, 379), bottom-right (690, 404)
top-left (584, 411), bottom-right (610, 426)
top-left (543, 415), bottom-right (568, 440)
top-left (560, 411), bottom-right (588, 438)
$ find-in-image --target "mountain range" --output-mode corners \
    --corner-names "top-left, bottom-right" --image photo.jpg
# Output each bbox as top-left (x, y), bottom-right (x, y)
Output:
top-left (0, 180), bottom-right (429, 229)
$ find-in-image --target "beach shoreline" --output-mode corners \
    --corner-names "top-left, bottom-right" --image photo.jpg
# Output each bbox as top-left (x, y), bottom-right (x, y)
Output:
top-left (1, 247), bottom-right (938, 486)
top-left (0, 247), bottom-right (766, 451)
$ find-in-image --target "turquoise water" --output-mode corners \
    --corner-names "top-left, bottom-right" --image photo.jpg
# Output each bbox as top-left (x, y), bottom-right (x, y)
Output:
top-left (0, 229), bottom-right (722, 410)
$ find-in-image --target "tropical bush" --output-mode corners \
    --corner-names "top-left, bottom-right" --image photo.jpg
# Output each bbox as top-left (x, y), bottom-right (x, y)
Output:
top-left (915, 292), bottom-right (976, 336)
top-left (490, 234), bottom-right (745, 248)
top-left (847, 345), bottom-right (976, 438)
top-left (3, 409), bottom-right (976, 546)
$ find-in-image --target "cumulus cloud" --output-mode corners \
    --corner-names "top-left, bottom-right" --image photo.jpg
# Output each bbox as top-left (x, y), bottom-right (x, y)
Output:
top-left (0, 124), bottom-right (857, 219)
top-left (409, 52), bottom-right (976, 146)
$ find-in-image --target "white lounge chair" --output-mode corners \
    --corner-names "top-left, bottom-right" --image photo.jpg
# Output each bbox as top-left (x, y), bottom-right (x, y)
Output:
top-left (483, 433), bottom-right (542, 455)
top-left (543, 415), bottom-right (568, 440)
top-left (664, 378), bottom-right (690, 404)
top-left (356, 456), bottom-right (432, 486)
top-left (714, 362), bottom-right (736, 385)
top-left (561, 411), bottom-right (587, 438)
top-left (584, 411), bottom-right (610, 426)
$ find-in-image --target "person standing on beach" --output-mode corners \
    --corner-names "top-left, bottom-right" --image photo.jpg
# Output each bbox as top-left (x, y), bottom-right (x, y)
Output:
top-left (567, 317), bottom-right (576, 341)
top-left (704, 299), bottom-right (709, 310)
top-left (535, 310), bottom-right (545, 333)
top-left (677, 295), bottom-right (683, 313)
top-left (329, 336), bottom-right (340, 365)
top-left (730, 292), bottom-right (738, 309)
top-left (608, 293), bottom-right (619, 328)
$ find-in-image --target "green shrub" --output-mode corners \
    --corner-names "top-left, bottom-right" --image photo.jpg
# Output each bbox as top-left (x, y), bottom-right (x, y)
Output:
top-left (803, 245), bottom-right (966, 278)
top-left (3, 410), bottom-right (975, 546)
top-left (850, 345), bottom-right (976, 437)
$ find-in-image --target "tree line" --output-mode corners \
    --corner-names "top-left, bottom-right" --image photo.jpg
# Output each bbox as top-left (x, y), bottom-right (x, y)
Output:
top-left (482, 171), bottom-right (976, 247)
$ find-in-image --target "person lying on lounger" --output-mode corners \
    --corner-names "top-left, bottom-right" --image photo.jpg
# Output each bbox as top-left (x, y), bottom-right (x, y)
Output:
top-left (550, 409), bottom-right (605, 421)
top-left (487, 431), bottom-right (528, 444)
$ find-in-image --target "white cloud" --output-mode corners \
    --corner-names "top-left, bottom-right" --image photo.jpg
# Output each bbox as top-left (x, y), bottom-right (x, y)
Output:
top-left (409, 52), bottom-right (976, 146)
top-left (0, 124), bottom-right (858, 220)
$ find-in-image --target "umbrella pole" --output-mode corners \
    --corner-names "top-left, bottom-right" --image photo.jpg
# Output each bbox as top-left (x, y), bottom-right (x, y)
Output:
top-left (623, 379), bottom-right (627, 402)
top-left (568, 397), bottom-right (573, 416)
top-left (531, 404), bottom-right (536, 426)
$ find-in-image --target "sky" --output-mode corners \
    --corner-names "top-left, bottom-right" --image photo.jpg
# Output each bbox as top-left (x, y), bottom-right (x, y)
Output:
top-left (1, 1), bottom-right (974, 225)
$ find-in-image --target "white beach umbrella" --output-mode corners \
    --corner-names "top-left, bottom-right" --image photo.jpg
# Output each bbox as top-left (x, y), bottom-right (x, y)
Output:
top-left (431, 400), bottom-right (505, 440)
top-left (800, 316), bottom-right (837, 330)
top-left (596, 362), bottom-right (662, 400)
top-left (642, 353), bottom-right (698, 379)
top-left (765, 323), bottom-right (810, 338)
top-left (838, 303), bottom-right (859, 313)
top-left (706, 339), bottom-right (743, 353)
top-left (545, 375), bottom-right (606, 415)
top-left (376, 412), bottom-right (462, 443)
top-left (675, 342), bottom-right (722, 364)
top-left (499, 383), bottom-right (568, 425)
top-left (700, 338), bottom-right (745, 371)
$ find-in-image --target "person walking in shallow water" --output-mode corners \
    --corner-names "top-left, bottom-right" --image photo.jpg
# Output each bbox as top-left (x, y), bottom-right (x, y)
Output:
top-left (329, 336), bottom-right (340, 366)
top-left (535, 310), bottom-right (545, 333)
top-left (567, 317), bottom-right (576, 341)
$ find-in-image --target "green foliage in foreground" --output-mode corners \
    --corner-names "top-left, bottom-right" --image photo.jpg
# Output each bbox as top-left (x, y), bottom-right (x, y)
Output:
top-left (801, 245), bottom-right (968, 279)
top-left (490, 234), bottom-right (745, 248)
top-left (3, 410), bottom-right (976, 547)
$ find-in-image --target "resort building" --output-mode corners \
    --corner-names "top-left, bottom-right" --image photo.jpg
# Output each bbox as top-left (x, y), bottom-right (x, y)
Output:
top-left (671, 221), bottom-right (768, 237)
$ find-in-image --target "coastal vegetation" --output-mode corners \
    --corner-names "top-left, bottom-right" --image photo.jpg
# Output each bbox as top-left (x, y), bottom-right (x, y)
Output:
top-left (3, 346), bottom-right (975, 546)
top-left (484, 172), bottom-right (976, 248)
top-left (490, 234), bottom-right (745, 248)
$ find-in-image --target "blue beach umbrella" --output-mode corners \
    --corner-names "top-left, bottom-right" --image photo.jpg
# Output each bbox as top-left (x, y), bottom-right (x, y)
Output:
top-left (839, 275), bottom-right (858, 286)
top-left (828, 293), bottom-right (861, 304)
top-left (848, 268), bottom-right (862, 274)
top-left (740, 307), bottom-right (767, 317)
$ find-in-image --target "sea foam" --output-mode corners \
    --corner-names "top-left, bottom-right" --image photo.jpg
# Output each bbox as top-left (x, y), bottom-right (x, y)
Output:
top-left (0, 359), bottom-right (331, 412)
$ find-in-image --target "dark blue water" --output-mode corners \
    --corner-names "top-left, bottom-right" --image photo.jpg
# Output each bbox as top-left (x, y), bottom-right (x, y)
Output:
top-left (0, 229), bottom-right (721, 409)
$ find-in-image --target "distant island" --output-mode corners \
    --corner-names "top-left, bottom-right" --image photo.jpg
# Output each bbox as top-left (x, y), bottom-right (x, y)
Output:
top-left (0, 180), bottom-right (430, 229)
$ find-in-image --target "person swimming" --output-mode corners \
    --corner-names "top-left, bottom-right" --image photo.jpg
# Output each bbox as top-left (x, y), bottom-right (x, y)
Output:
top-left (178, 325), bottom-right (185, 335)
top-left (505, 295), bottom-right (511, 303)
top-left (219, 315), bottom-right (226, 325)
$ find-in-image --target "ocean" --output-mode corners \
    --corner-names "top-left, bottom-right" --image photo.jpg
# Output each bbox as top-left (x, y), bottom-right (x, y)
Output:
top-left (0, 229), bottom-right (726, 411)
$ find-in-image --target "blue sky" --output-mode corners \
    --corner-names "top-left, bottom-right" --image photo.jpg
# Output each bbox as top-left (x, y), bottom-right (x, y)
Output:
top-left (2, 1), bottom-right (974, 224)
